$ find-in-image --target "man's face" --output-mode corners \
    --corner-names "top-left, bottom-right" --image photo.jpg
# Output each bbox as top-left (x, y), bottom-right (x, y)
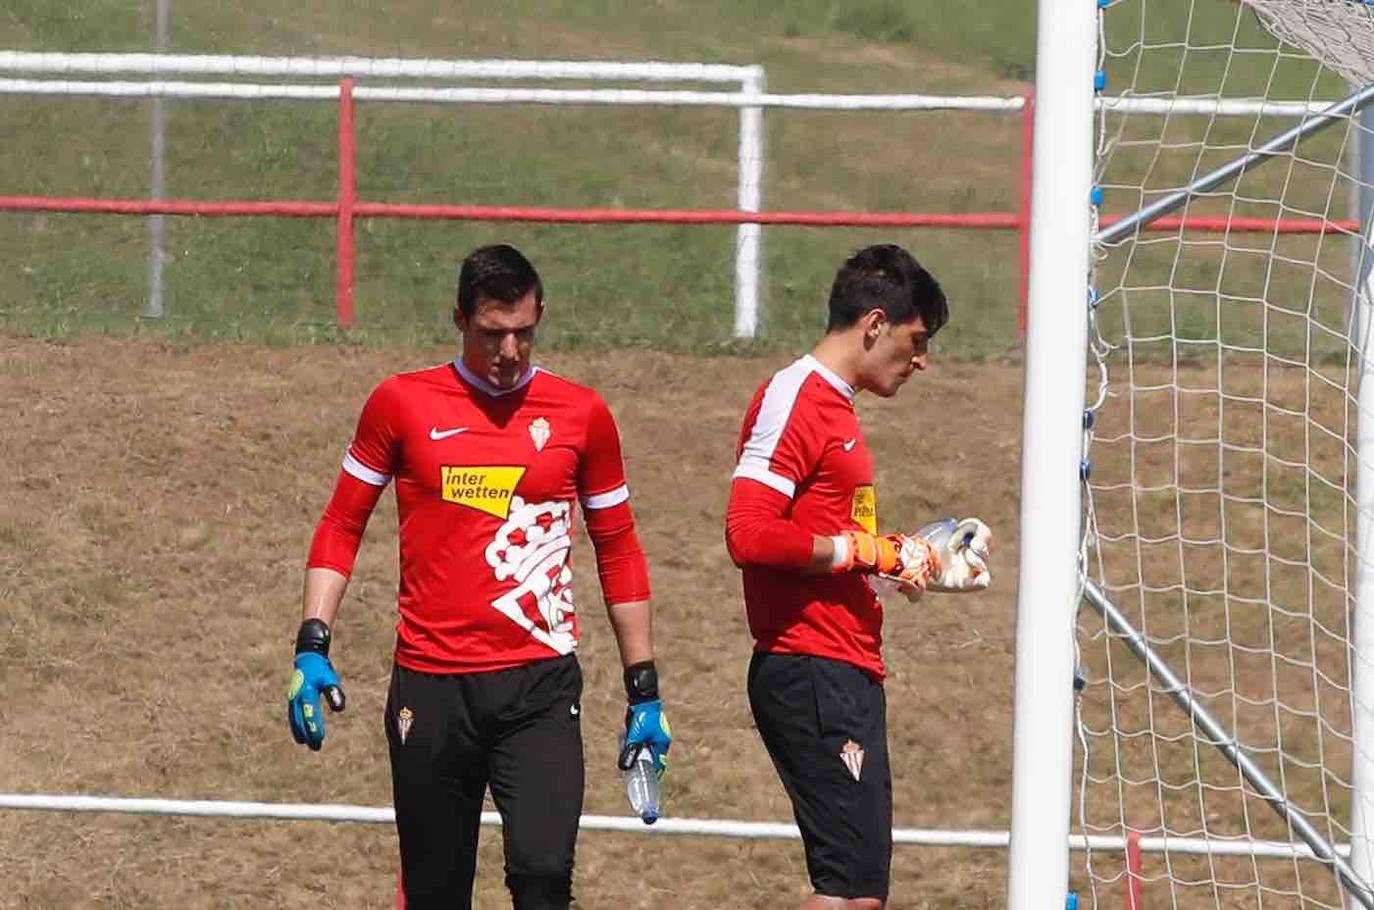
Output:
top-left (860, 313), bottom-right (930, 398)
top-left (456, 291), bottom-right (542, 390)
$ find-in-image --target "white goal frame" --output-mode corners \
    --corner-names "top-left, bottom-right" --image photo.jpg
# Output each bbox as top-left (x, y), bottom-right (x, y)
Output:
top-left (1005, 0), bottom-right (1096, 904)
top-left (1007, 2), bottom-right (1374, 908)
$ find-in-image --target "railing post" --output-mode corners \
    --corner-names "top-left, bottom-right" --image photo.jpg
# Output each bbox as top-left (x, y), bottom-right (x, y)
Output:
top-left (733, 65), bottom-right (765, 340)
top-left (336, 77), bottom-right (356, 329)
top-left (1125, 829), bottom-right (1143, 909)
top-left (144, 0), bottom-right (171, 320)
top-left (1018, 88), bottom-right (1034, 338)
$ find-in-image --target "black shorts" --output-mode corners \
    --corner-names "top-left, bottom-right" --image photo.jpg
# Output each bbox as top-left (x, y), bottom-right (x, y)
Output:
top-left (386, 655), bottom-right (584, 910)
top-left (748, 652), bottom-right (892, 900)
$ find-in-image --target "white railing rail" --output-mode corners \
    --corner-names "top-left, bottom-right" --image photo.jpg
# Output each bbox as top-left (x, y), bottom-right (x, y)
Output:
top-left (0, 75), bottom-right (1344, 116)
top-left (0, 51), bottom-right (758, 83)
top-left (0, 792), bottom-right (1351, 860)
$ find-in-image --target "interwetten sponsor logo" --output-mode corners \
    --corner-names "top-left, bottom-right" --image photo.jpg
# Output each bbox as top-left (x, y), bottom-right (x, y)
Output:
top-left (440, 466), bottom-right (527, 518)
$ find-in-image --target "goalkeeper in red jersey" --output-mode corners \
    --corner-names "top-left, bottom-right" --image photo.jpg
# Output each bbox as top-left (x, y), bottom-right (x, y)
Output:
top-left (285, 244), bottom-right (670, 910)
top-left (725, 244), bottom-right (991, 909)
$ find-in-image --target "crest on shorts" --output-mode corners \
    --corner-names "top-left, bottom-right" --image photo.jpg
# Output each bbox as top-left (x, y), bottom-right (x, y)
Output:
top-left (529, 417), bottom-right (551, 452)
top-left (840, 739), bottom-right (865, 781)
top-left (397, 706), bottom-right (414, 744)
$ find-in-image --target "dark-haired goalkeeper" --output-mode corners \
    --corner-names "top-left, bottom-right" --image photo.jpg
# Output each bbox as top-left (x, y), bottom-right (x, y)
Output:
top-left (284, 244), bottom-right (671, 910)
top-left (725, 244), bottom-right (992, 909)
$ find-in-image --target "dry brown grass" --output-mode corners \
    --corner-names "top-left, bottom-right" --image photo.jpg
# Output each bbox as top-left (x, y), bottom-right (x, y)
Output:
top-left (5, 334), bottom-right (1361, 908)
top-left (0, 335), bottom-right (1024, 909)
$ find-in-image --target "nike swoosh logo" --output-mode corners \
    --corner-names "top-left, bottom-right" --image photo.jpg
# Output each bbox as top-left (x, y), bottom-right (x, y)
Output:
top-left (843, 438), bottom-right (858, 451)
top-left (429, 426), bottom-right (468, 441)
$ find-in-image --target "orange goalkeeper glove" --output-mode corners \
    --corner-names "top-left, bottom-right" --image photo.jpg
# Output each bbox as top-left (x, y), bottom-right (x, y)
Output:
top-left (831, 530), bottom-right (940, 589)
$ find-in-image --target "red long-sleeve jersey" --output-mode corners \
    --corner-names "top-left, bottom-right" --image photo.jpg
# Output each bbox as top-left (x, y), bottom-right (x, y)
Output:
top-left (725, 354), bottom-right (886, 680)
top-left (307, 358), bottom-right (650, 674)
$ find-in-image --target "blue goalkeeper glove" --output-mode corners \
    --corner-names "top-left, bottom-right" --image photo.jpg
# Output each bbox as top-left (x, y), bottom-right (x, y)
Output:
top-left (622, 700), bottom-right (672, 775)
top-left (286, 620), bottom-right (346, 752)
top-left (617, 661), bottom-right (672, 775)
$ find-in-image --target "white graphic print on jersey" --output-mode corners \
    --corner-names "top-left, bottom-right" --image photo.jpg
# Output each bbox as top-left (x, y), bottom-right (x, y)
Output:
top-left (485, 496), bottom-right (577, 654)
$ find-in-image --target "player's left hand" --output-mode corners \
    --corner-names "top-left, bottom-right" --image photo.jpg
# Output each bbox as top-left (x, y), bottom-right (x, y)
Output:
top-left (620, 699), bottom-right (672, 775)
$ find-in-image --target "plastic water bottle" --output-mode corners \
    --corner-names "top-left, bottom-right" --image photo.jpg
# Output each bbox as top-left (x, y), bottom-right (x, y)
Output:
top-left (622, 743), bottom-right (660, 824)
top-left (915, 517), bottom-right (990, 590)
top-left (916, 517), bottom-right (962, 562)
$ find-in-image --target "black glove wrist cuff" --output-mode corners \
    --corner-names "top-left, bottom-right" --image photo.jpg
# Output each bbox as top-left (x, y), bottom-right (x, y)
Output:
top-left (295, 618), bottom-right (332, 656)
top-left (624, 660), bottom-right (659, 704)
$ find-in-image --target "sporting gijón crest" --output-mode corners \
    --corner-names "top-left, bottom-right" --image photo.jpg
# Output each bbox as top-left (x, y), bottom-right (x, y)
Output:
top-left (840, 739), bottom-right (865, 781)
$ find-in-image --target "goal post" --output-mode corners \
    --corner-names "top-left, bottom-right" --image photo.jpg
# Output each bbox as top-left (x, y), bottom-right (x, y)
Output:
top-left (1352, 177), bottom-right (1374, 900)
top-left (1005, 0), bottom-right (1097, 904)
top-left (1012, 0), bottom-right (1374, 907)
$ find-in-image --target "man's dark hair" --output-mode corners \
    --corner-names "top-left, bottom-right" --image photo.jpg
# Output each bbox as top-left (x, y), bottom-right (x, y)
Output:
top-left (825, 244), bottom-right (948, 335)
top-left (456, 244), bottom-right (544, 318)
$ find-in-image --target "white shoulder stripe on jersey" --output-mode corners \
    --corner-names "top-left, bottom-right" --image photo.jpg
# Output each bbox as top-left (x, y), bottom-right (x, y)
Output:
top-left (342, 450), bottom-right (391, 487)
top-left (731, 462), bottom-right (797, 498)
top-left (802, 354), bottom-right (855, 400)
top-left (732, 356), bottom-right (813, 500)
top-left (581, 484), bottom-right (630, 510)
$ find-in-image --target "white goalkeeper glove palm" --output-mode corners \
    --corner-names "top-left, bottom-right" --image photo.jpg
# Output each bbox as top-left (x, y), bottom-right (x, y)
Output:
top-left (912, 517), bottom-right (993, 593)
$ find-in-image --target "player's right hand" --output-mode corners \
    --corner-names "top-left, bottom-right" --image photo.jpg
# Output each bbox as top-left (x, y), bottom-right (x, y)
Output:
top-left (833, 530), bottom-right (939, 588)
top-left (287, 651), bottom-right (346, 752)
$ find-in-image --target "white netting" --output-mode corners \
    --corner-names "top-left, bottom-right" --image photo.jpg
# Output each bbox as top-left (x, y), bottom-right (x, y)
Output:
top-left (1077, 0), bottom-right (1374, 907)
top-left (1241, 1), bottom-right (1374, 87)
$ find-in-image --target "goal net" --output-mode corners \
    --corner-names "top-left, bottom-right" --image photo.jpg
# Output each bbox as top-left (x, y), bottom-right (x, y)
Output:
top-left (1076, 0), bottom-right (1374, 906)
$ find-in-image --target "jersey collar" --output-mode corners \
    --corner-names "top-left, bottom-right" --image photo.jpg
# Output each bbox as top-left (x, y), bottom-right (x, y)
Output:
top-left (802, 354), bottom-right (856, 401)
top-left (452, 358), bottom-right (538, 397)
